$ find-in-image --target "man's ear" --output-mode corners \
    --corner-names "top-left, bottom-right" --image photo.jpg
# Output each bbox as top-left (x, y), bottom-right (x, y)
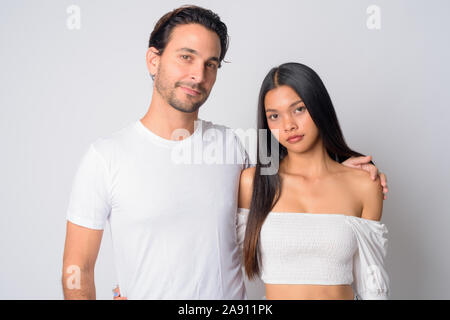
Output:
top-left (146, 47), bottom-right (160, 79)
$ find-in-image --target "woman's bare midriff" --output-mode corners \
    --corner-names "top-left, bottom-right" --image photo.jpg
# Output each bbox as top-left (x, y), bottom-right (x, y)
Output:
top-left (265, 284), bottom-right (354, 300)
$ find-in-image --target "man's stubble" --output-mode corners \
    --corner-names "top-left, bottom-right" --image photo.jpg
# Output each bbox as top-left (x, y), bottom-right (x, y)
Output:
top-left (154, 63), bottom-right (210, 114)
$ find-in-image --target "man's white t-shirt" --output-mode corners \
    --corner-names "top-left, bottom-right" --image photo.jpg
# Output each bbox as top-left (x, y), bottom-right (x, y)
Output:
top-left (66, 119), bottom-right (250, 299)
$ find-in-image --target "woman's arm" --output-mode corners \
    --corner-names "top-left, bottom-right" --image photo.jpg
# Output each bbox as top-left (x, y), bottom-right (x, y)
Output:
top-left (359, 173), bottom-right (384, 221)
top-left (349, 173), bottom-right (389, 299)
top-left (238, 167), bottom-right (255, 209)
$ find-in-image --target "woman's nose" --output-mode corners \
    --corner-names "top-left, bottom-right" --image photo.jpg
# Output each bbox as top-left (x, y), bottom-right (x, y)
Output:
top-left (284, 117), bottom-right (298, 132)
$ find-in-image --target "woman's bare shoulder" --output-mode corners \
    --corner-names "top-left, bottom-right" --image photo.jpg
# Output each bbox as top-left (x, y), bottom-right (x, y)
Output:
top-left (238, 167), bottom-right (256, 209)
top-left (340, 165), bottom-right (384, 221)
top-left (240, 166), bottom-right (256, 184)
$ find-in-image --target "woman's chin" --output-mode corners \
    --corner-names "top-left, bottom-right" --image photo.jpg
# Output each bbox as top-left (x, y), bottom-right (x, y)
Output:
top-left (282, 143), bottom-right (309, 154)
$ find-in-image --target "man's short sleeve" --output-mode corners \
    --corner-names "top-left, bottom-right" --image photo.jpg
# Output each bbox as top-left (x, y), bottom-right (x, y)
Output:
top-left (66, 143), bottom-right (112, 230)
top-left (234, 134), bottom-right (252, 170)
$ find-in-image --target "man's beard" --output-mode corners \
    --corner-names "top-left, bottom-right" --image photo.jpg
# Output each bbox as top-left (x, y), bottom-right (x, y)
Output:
top-left (155, 67), bottom-right (209, 113)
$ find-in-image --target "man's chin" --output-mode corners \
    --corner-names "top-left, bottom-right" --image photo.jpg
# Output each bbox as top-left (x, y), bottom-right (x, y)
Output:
top-left (167, 93), bottom-right (208, 113)
top-left (169, 103), bottom-right (202, 114)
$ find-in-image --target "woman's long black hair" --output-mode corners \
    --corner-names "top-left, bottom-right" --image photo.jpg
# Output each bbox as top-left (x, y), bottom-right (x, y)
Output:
top-left (243, 62), bottom-right (373, 279)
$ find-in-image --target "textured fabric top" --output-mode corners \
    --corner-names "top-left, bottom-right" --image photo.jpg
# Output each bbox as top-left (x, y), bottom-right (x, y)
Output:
top-left (236, 208), bottom-right (390, 300)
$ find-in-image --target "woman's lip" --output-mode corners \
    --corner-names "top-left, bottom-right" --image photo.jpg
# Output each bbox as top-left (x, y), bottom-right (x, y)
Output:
top-left (180, 86), bottom-right (200, 96)
top-left (287, 135), bottom-right (304, 143)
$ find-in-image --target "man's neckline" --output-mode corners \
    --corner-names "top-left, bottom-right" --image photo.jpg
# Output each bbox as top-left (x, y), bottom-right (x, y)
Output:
top-left (135, 118), bottom-right (204, 148)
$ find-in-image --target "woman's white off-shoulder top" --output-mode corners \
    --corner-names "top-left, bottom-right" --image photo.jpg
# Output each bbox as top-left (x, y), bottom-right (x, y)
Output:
top-left (236, 208), bottom-right (390, 300)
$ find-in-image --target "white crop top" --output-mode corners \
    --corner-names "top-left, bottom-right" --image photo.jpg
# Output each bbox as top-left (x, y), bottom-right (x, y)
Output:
top-left (236, 208), bottom-right (390, 300)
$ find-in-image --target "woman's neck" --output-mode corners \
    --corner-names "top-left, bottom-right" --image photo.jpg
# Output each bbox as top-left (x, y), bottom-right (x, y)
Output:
top-left (280, 140), bottom-right (337, 179)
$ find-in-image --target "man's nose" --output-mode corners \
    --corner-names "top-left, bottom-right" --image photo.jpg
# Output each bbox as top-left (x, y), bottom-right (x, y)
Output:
top-left (189, 63), bottom-right (205, 84)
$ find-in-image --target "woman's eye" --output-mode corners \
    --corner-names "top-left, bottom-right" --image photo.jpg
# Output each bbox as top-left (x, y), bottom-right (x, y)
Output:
top-left (295, 106), bottom-right (306, 113)
top-left (268, 114), bottom-right (278, 120)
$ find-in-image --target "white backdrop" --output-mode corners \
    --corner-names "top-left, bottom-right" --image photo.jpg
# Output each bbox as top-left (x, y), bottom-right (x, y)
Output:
top-left (1, 0), bottom-right (449, 299)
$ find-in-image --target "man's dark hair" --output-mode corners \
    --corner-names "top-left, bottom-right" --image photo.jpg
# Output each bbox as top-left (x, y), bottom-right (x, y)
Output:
top-left (149, 5), bottom-right (229, 67)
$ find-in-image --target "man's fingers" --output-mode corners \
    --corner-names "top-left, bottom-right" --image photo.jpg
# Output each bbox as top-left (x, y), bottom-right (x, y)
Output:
top-left (351, 155), bottom-right (372, 166)
top-left (113, 286), bottom-right (125, 300)
top-left (369, 165), bottom-right (378, 180)
top-left (379, 172), bottom-right (388, 188)
top-left (360, 163), bottom-right (378, 180)
top-left (378, 172), bottom-right (388, 200)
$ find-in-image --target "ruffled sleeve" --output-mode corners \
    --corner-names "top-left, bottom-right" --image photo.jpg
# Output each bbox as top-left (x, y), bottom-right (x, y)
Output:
top-left (236, 208), bottom-right (249, 260)
top-left (345, 216), bottom-right (390, 300)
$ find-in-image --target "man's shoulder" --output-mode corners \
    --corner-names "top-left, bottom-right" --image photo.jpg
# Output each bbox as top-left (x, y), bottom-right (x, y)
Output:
top-left (199, 119), bottom-right (243, 145)
top-left (199, 119), bottom-right (232, 133)
top-left (90, 120), bottom-right (138, 157)
top-left (199, 119), bottom-right (250, 166)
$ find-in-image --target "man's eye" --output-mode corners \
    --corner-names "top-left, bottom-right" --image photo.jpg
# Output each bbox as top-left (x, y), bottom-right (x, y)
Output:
top-left (181, 55), bottom-right (191, 60)
top-left (207, 63), bottom-right (217, 70)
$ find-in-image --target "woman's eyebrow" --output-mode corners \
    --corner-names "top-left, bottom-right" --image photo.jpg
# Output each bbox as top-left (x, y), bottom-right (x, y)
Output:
top-left (265, 100), bottom-right (304, 113)
top-left (289, 99), bottom-right (304, 107)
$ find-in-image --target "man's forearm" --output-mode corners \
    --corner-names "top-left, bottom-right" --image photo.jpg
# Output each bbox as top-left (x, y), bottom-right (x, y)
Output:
top-left (62, 266), bottom-right (96, 300)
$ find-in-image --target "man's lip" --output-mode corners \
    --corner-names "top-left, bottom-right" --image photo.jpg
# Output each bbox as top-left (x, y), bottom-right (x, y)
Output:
top-left (287, 135), bottom-right (304, 143)
top-left (180, 86), bottom-right (201, 96)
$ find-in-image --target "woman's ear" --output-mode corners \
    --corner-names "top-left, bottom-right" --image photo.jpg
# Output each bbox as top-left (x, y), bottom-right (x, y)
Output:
top-left (146, 47), bottom-right (160, 79)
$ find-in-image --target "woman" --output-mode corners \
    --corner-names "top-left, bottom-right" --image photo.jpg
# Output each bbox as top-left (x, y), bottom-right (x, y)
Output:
top-left (237, 62), bottom-right (389, 300)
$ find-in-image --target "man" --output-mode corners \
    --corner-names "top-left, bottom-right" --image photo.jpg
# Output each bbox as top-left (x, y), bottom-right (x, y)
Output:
top-left (62, 5), bottom-right (388, 300)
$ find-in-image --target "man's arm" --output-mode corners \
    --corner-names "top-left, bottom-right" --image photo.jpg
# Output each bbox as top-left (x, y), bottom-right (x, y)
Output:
top-left (62, 221), bottom-right (103, 300)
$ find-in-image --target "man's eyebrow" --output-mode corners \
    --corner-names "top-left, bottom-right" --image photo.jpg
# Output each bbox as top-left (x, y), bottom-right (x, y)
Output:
top-left (177, 47), bottom-right (198, 54)
top-left (209, 56), bottom-right (220, 64)
top-left (265, 100), bottom-right (304, 113)
top-left (176, 47), bottom-right (220, 64)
